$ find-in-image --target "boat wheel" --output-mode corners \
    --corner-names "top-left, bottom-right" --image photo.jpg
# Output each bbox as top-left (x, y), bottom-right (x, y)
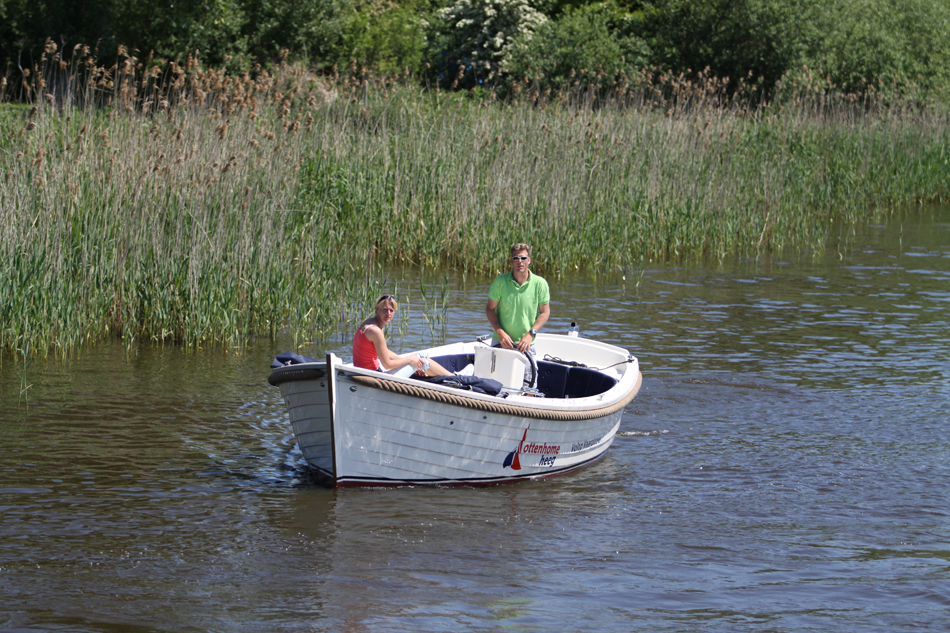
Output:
top-left (517, 350), bottom-right (538, 389)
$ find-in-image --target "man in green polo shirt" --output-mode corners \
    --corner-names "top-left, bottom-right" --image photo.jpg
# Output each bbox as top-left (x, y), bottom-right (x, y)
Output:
top-left (485, 242), bottom-right (551, 356)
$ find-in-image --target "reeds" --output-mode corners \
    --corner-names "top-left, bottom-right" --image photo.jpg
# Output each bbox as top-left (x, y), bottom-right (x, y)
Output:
top-left (2, 43), bottom-right (948, 357)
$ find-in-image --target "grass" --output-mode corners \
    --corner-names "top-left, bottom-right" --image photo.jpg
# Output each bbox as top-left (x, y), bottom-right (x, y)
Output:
top-left (1, 43), bottom-right (949, 358)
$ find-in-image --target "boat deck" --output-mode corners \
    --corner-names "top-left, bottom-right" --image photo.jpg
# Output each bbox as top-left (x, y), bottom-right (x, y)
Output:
top-left (430, 352), bottom-right (618, 399)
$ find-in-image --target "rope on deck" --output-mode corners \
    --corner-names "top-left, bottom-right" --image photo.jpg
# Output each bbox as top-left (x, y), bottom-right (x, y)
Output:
top-left (348, 371), bottom-right (642, 421)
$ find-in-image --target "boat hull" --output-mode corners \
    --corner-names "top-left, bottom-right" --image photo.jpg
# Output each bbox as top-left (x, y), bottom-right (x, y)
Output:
top-left (271, 335), bottom-right (642, 487)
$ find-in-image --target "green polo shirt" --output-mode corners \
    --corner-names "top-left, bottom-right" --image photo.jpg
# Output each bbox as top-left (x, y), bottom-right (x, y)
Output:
top-left (488, 272), bottom-right (550, 342)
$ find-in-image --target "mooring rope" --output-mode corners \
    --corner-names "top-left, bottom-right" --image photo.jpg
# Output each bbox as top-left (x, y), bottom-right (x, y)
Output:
top-left (348, 371), bottom-right (642, 421)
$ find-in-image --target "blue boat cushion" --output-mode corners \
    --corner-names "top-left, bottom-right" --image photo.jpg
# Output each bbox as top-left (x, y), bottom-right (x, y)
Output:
top-left (429, 354), bottom-right (616, 398)
top-left (536, 361), bottom-right (570, 399)
top-left (565, 367), bottom-right (618, 399)
top-left (414, 373), bottom-right (504, 396)
top-left (271, 351), bottom-right (320, 368)
top-left (430, 354), bottom-right (475, 374)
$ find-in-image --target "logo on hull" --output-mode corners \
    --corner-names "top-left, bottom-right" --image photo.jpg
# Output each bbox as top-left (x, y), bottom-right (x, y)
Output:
top-left (502, 426), bottom-right (561, 469)
top-left (503, 427), bottom-right (528, 470)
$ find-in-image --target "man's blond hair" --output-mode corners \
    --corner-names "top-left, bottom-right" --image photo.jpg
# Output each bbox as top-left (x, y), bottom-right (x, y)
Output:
top-left (510, 243), bottom-right (531, 257)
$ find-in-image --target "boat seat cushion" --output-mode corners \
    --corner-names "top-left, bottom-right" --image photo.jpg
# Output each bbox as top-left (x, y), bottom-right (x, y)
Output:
top-left (413, 373), bottom-right (504, 396)
top-left (430, 353), bottom-right (475, 374)
top-left (271, 351), bottom-right (320, 368)
top-left (536, 361), bottom-right (569, 399)
top-left (565, 367), bottom-right (618, 398)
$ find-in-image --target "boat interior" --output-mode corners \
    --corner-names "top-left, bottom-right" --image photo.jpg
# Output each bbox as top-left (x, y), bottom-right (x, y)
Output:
top-left (430, 353), bottom-right (618, 399)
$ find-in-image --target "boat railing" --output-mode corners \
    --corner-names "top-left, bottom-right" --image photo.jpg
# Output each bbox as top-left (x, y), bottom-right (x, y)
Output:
top-left (344, 367), bottom-right (641, 421)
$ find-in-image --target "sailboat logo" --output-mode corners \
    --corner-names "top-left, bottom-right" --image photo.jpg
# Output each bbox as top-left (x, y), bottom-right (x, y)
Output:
top-left (503, 427), bottom-right (529, 470)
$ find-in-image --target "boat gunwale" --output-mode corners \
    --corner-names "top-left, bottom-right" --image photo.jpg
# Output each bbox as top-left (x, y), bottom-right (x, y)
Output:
top-left (269, 337), bottom-right (641, 414)
top-left (268, 363), bottom-right (328, 386)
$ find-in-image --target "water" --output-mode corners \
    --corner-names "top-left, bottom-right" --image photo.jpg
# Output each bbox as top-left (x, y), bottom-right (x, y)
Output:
top-left (2, 206), bottom-right (948, 632)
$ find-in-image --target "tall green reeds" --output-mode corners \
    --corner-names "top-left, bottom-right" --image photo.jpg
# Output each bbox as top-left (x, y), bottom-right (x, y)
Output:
top-left (2, 43), bottom-right (949, 358)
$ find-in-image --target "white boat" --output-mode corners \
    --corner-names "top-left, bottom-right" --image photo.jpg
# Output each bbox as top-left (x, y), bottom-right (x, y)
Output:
top-left (268, 333), bottom-right (642, 487)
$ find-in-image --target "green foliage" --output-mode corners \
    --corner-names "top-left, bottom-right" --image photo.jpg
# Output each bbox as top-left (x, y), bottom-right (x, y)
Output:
top-left (1, 0), bottom-right (113, 66)
top-left (111, 0), bottom-right (248, 67)
top-left (429, 0), bottom-right (549, 88)
top-left (335, 0), bottom-right (432, 74)
top-left (506, 2), bottom-right (651, 93)
top-left (0, 0), bottom-right (440, 74)
top-left (3, 0), bottom-right (950, 103)
top-left (644, 0), bottom-right (805, 94)
top-left (644, 0), bottom-right (950, 100)
top-left (241, 0), bottom-right (356, 68)
top-left (793, 0), bottom-right (950, 97)
top-left (0, 0), bottom-right (249, 69)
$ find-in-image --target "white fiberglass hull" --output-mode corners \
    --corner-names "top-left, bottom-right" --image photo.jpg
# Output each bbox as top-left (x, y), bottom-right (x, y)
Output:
top-left (270, 334), bottom-right (642, 487)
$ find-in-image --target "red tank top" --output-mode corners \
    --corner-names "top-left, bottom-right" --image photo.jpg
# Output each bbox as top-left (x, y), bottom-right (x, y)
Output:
top-left (353, 325), bottom-right (382, 370)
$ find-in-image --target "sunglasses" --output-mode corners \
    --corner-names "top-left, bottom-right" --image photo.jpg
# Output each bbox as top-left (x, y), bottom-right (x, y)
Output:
top-left (511, 256), bottom-right (530, 261)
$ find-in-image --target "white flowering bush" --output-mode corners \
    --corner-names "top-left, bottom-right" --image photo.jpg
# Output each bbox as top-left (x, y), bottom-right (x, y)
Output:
top-left (432, 0), bottom-right (548, 87)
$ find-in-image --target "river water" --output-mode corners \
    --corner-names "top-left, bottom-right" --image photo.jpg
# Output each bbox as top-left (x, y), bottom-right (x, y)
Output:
top-left (2, 206), bottom-right (948, 632)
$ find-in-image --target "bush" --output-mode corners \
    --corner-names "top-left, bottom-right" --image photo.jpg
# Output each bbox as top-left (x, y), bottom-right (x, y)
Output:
top-left (644, 0), bottom-right (950, 101)
top-left (336, 0), bottom-right (432, 75)
top-left (794, 0), bottom-right (950, 98)
top-left (112, 0), bottom-right (248, 68)
top-left (241, 0), bottom-right (345, 65)
top-left (429, 0), bottom-right (549, 89)
top-left (3, 0), bottom-right (950, 104)
top-left (506, 2), bottom-right (651, 94)
top-left (644, 0), bottom-right (804, 95)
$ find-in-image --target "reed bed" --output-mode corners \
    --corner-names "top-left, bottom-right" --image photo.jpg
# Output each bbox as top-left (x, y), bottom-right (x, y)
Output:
top-left (2, 44), bottom-right (949, 357)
